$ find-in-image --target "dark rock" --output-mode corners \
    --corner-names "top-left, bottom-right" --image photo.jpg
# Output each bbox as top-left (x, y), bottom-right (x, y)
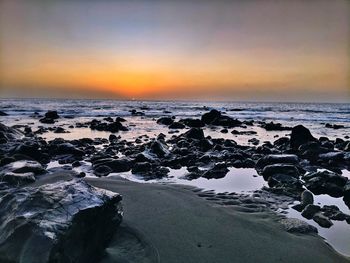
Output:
top-left (180, 118), bottom-right (205, 128)
top-left (260, 122), bottom-right (291, 131)
top-left (280, 218), bottom-right (317, 234)
top-left (0, 180), bottom-right (123, 263)
top-left (94, 165), bottom-right (113, 177)
top-left (157, 117), bottom-right (174, 126)
top-left (301, 204), bottom-right (321, 219)
top-left (54, 127), bottom-right (66, 133)
top-left (300, 190), bottom-right (314, 207)
top-left (1, 160), bottom-right (46, 175)
top-left (0, 172), bottom-right (36, 185)
top-left (201, 109), bottom-right (221, 124)
top-left (303, 170), bottom-right (347, 197)
top-left (95, 158), bottom-right (132, 173)
top-left (325, 123), bottom-right (345, 129)
top-left (256, 154), bottom-right (299, 170)
top-left (290, 125), bottom-right (317, 150)
top-left (261, 164), bottom-right (300, 181)
top-left (202, 163), bottom-right (229, 179)
top-left (313, 213), bottom-right (333, 228)
top-left (45, 110), bottom-right (60, 119)
top-left (183, 128), bottom-right (205, 140)
top-left (39, 117), bottom-right (55, 124)
top-left (169, 122), bottom-right (185, 129)
top-left (149, 140), bottom-right (170, 158)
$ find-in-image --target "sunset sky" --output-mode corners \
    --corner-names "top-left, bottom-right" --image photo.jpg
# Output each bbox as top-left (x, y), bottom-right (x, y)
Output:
top-left (0, 0), bottom-right (349, 102)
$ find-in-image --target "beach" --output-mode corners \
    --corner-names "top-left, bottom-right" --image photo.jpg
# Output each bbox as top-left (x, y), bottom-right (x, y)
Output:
top-left (0, 99), bottom-right (349, 262)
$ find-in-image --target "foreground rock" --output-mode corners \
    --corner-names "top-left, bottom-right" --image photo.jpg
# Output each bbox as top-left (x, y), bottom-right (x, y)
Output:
top-left (0, 180), bottom-right (123, 263)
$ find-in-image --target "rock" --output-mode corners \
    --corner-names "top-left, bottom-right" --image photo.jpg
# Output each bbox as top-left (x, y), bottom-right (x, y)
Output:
top-left (39, 117), bottom-right (55, 124)
top-left (261, 164), bottom-right (300, 181)
top-left (313, 213), bottom-right (333, 228)
top-left (149, 140), bottom-right (170, 158)
top-left (300, 190), bottom-right (314, 207)
top-left (180, 118), bottom-right (205, 128)
top-left (0, 172), bottom-right (36, 185)
top-left (203, 163), bottom-right (229, 179)
top-left (201, 109), bottom-right (221, 124)
top-left (211, 115), bottom-right (241, 128)
top-left (0, 180), bottom-right (122, 263)
top-left (303, 170), bottom-right (347, 197)
top-left (325, 123), bottom-right (345, 129)
top-left (183, 128), bottom-right (205, 140)
top-left (290, 125), bottom-right (317, 150)
top-left (55, 142), bottom-right (85, 156)
top-left (280, 218), bottom-right (318, 234)
top-left (157, 117), bottom-right (174, 126)
top-left (256, 154), bottom-right (299, 170)
top-left (0, 123), bottom-right (22, 141)
top-left (89, 119), bottom-right (128, 133)
top-left (45, 110), bottom-right (60, 119)
top-left (169, 122), bottom-right (185, 129)
top-left (260, 122), bottom-right (291, 131)
top-left (1, 160), bottom-right (46, 175)
top-left (95, 158), bottom-right (132, 173)
top-left (343, 182), bottom-right (350, 209)
top-left (54, 127), bottom-right (66, 133)
top-left (301, 204), bottom-right (321, 219)
top-left (94, 164), bottom-right (113, 177)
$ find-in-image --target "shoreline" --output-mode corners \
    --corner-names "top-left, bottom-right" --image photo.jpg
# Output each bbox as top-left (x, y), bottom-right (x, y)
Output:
top-left (32, 171), bottom-right (349, 263)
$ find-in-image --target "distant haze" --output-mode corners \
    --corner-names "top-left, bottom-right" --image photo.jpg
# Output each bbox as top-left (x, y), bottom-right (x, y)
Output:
top-left (0, 0), bottom-right (349, 102)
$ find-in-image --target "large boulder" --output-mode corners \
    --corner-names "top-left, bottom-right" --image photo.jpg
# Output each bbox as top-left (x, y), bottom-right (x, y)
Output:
top-left (0, 180), bottom-right (123, 263)
top-left (290, 125), bottom-right (317, 150)
top-left (201, 109), bottom-right (221, 124)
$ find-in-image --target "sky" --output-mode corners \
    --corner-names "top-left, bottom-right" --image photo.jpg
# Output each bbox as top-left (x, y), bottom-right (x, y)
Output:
top-left (0, 0), bottom-right (349, 102)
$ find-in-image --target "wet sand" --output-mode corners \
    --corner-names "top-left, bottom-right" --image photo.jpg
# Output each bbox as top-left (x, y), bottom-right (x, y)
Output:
top-left (33, 172), bottom-right (349, 263)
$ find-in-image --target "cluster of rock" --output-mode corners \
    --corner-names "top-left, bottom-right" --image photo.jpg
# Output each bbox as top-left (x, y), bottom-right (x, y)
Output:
top-left (0, 123), bottom-right (124, 263)
top-left (2, 108), bottom-right (350, 231)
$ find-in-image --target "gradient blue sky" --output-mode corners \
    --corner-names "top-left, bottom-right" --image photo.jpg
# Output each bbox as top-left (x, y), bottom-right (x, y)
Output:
top-left (0, 0), bottom-right (349, 101)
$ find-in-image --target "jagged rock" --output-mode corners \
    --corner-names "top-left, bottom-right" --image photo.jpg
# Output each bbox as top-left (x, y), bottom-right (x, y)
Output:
top-left (149, 140), bottom-right (170, 158)
top-left (280, 218), bottom-right (317, 234)
top-left (0, 180), bottom-right (123, 263)
top-left (290, 125), bottom-right (317, 150)
top-left (94, 158), bottom-right (132, 173)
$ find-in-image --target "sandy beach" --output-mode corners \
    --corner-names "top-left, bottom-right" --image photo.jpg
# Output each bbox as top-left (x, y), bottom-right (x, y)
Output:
top-left (30, 171), bottom-right (349, 263)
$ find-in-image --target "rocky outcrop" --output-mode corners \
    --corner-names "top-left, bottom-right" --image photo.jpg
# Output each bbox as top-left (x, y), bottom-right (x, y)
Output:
top-left (0, 180), bottom-right (123, 263)
top-left (290, 125), bottom-right (317, 150)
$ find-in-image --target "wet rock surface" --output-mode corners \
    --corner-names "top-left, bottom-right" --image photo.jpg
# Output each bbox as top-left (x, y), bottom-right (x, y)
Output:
top-left (0, 180), bottom-right (123, 263)
top-left (1, 106), bottom-right (349, 235)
